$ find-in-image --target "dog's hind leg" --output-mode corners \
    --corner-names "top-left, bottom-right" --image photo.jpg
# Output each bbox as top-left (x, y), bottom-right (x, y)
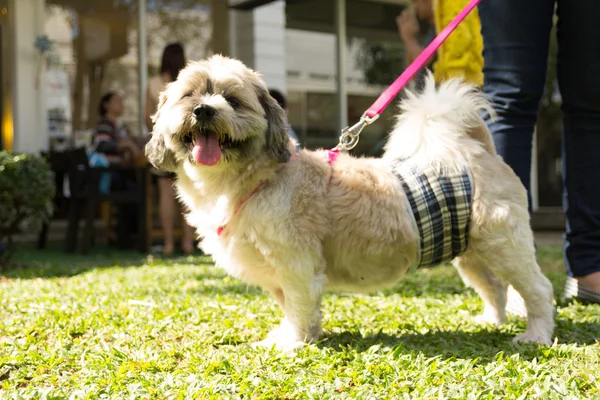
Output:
top-left (469, 236), bottom-right (555, 346)
top-left (453, 253), bottom-right (508, 326)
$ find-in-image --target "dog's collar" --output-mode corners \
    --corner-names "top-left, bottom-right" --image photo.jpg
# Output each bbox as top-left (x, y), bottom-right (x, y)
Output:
top-left (217, 180), bottom-right (266, 236)
top-left (216, 149), bottom-right (339, 236)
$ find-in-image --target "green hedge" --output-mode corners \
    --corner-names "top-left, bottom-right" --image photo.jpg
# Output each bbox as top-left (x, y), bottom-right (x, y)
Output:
top-left (0, 151), bottom-right (55, 266)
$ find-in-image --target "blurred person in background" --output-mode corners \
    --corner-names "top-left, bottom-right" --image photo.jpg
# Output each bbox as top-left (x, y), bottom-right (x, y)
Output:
top-left (93, 91), bottom-right (142, 165)
top-left (396, 0), bottom-right (436, 88)
top-left (146, 43), bottom-right (195, 256)
top-left (92, 91), bottom-right (142, 247)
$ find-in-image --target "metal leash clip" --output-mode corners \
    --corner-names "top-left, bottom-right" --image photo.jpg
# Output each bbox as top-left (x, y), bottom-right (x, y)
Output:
top-left (337, 113), bottom-right (379, 151)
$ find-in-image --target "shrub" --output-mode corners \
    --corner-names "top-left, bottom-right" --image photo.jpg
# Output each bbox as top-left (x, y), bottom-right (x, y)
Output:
top-left (0, 152), bottom-right (55, 266)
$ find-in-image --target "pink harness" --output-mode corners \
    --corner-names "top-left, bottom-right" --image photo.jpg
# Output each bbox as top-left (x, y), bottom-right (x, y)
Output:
top-left (216, 149), bottom-right (340, 236)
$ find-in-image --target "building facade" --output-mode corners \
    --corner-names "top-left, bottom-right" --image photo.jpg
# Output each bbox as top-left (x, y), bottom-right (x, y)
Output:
top-left (0, 0), bottom-right (562, 211)
top-left (1, 0), bottom-right (403, 154)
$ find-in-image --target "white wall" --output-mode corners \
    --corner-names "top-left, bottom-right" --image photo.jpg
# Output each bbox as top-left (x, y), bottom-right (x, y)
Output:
top-left (229, 3), bottom-right (385, 96)
top-left (233, 0), bottom-right (287, 92)
top-left (10, 0), bottom-right (47, 153)
top-left (285, 29), bottom-right (384, 95)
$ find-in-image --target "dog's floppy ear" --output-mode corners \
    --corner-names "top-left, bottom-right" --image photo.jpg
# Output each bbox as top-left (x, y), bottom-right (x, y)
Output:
top-left (145, 90), bottom-right (177, 172)
top-left (151, 90), bottom-right (169, 124)
top-left (257, 86), bottom-right (292, 163)
top-left (145, 132), bottom-right (178, 172)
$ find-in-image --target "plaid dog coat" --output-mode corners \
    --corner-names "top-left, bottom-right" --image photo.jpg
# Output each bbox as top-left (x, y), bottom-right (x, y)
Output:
top-left (392, 160), bottom-right (473, 268)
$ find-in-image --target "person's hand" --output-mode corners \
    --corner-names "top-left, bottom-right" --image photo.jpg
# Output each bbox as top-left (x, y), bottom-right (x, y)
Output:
top-left (122, 139), bottom-right (142, 161)
top-left (397, 10), bottom-right (420, 43)
top-left (129, 143), bottom-right (143, 161)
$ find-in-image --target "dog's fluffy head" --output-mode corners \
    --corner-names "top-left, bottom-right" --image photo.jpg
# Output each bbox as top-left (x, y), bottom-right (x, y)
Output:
top-left (145, 55), bottom-right (292, 172)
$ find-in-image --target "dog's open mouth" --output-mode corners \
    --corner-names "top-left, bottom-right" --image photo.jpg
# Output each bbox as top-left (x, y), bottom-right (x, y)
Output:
top-left (182, 129), bottom-right (241, 166)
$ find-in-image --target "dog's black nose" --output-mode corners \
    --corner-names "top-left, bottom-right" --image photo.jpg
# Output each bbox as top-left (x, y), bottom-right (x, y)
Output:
top-left (193, 104), bottom-right (217, 121)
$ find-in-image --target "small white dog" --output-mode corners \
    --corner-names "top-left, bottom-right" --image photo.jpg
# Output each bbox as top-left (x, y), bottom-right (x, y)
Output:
top-left (146, 55), bottom-right (555, 350)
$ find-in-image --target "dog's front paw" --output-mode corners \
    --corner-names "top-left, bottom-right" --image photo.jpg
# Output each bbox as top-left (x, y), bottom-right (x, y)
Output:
top-left (513, 331), bottom-right (552, 346)
top-left (253, 325), bottom-right (305, 352)
top-left (474, 311), bottom-right (504, 326)
top-left (252, 319), bottom-right (317, 352)
top-left (252, 335), bottom-right (306, 352)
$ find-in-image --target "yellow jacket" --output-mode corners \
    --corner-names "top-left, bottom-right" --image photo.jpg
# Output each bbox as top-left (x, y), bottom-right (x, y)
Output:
top-left (433, 0), bottom-right (484, 86)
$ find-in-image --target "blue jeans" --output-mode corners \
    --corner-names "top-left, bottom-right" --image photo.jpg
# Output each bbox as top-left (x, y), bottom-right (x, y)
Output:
top-left (479, 0), bottom-right (600, 278)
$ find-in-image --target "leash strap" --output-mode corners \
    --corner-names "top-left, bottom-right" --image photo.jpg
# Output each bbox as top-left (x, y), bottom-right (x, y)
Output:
top-left (365, 0), bottom-right (481, 118)
top-left (337, 0), bottom-right (481, 151)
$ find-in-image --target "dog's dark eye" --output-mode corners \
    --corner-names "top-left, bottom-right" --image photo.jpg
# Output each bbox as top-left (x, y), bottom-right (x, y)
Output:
top-left (182, 92), bottom-right (193, 99)
top-left (226, 97), bottom-right (240, 109)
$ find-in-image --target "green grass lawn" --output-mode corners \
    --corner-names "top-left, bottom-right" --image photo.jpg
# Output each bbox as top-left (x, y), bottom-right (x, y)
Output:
top-left (1, 244), bottom-right (599, 399)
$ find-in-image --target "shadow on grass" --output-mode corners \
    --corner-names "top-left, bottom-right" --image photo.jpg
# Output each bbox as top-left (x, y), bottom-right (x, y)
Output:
top-left (318, 319), bottom-right (600, 364)
top-left (1, 243), bottom-right (214, 279)
top-left (376, 246), bottom-right (566, 298)
top-left (554, 318), bottom-right (600, 345)
top-left (318, 330), bottom-right (521, 364)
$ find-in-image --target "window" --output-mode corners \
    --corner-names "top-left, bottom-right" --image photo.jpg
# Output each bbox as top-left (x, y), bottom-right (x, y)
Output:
top-left (288, 91), bottom-right (396, 155)
top-left (45, 0), bottom-right (214, 141)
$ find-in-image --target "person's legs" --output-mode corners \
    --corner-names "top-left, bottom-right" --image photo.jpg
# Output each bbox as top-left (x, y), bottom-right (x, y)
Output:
top-left (112, 172), bottom-right (138, 250)
top-left (158, 176), bottom-right (175, 255)
top-left (556, 0), bottom-right (600, 292)
top-left (478, 0), bottom-right (555, 211)
top-left (182, 221), bottom-right (195, 254)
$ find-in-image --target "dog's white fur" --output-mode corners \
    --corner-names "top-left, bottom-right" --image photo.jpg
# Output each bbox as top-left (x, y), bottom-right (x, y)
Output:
top-left (146, 55), bottom-right (555, 351)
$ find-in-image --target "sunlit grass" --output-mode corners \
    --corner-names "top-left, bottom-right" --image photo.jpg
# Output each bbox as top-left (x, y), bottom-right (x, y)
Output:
top-left (1, 245), bottom-right (598, 398)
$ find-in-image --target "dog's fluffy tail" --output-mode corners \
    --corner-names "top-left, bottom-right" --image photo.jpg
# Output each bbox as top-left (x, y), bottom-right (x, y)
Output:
top-left (383, 74), bottom-right (495, 171)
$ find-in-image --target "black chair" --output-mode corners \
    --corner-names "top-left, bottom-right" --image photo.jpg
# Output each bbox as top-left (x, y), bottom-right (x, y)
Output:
top-left (38, 150), bottom-right (72, 249)
top-left (64, 148), bottom-right (148, 254)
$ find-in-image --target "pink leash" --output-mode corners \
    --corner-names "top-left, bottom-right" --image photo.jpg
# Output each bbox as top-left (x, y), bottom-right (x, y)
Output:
top-left (217, 0), bottom-right (479, 236)
top-left (337, 0), bottom-right (481, 151)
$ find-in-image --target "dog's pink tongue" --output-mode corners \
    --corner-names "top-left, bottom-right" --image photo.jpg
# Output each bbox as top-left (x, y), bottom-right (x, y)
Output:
top-left (192, 131), bottom-right (221, 166)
